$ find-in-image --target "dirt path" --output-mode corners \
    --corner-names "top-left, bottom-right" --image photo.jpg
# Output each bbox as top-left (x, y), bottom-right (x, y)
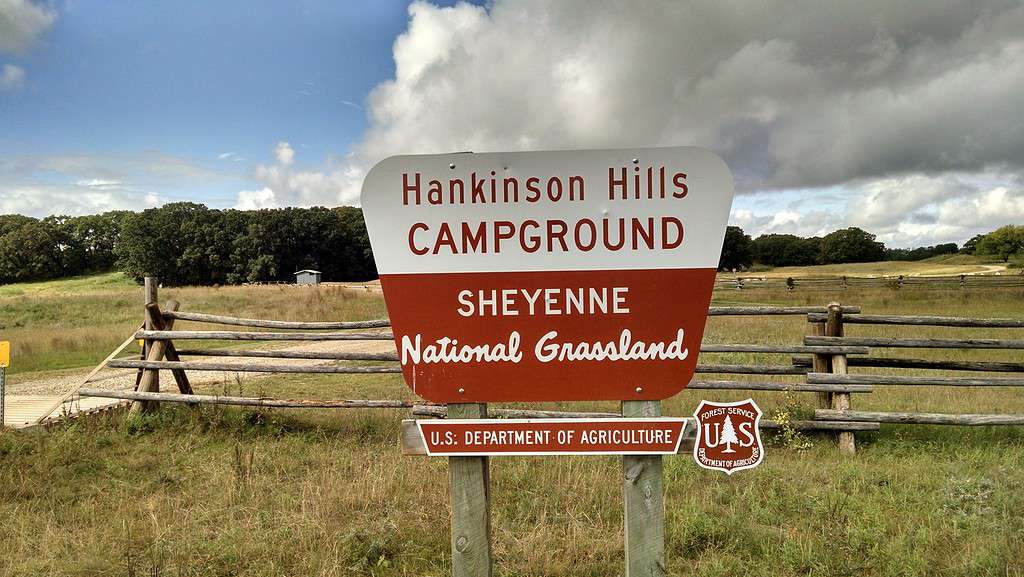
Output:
top-left (7, 339), bottom-right (398, 396)
top-left (3, 339), bottom-right (398, 428)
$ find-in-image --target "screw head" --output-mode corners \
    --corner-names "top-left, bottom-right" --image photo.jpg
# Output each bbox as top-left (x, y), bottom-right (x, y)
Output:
top-left (631, 158), bottom-right (639, 164)
top-left (449, 163), bottom-right (456, 169)
top-left (635, 386), bottom-right (643, 393)
top-left (458, 387), bottom-right (466, 395)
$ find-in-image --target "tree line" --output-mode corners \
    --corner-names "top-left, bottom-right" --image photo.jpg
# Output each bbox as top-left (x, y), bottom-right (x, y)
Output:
top-left (0, 203), bottom-right (375, 285)
top-left (718, 224), bottom-right (1024, 270)
top-left (1, 204), bottom-right (1021, 284)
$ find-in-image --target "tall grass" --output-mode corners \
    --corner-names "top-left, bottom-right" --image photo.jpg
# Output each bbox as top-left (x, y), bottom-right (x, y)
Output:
top-left (0, 274), bottom-right (1022, 575)
top-left (0, 277), bottom-right (386, 377)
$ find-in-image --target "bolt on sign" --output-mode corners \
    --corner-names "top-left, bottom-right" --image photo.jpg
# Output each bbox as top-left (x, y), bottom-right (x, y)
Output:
top-left (361, 147), bottom-right (734, 403)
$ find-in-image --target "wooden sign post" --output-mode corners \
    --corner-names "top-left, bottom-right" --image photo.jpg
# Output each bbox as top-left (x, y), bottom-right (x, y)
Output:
top-left (362, 147), bottom-right (734, 575)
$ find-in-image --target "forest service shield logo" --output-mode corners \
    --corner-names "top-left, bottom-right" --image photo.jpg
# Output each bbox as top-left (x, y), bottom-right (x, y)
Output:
top-left (692, 399), bottom-right (764, 474)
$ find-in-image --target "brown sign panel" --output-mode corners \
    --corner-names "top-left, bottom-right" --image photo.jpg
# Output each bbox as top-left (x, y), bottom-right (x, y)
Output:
top-left (361, 147), bottom-right (735, 403)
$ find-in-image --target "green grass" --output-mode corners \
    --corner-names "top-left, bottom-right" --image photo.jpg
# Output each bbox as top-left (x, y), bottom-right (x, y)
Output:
top-left (0, 276), bottom-right (386, 377)
top-left (0, 271), bottom-right (138, 297)
top-left (1, 401), bottom-right (1021, 576)
top-left (1, 274), bottom-right (1023, 575)
top-left (754, 256), bottom-right (1001, 278)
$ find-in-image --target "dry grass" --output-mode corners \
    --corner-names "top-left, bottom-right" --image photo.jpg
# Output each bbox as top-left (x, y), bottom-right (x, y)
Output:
top-left (1, 276), bottom-right (1023, 575)
top-left (1, 274), bottom-right (386, 377)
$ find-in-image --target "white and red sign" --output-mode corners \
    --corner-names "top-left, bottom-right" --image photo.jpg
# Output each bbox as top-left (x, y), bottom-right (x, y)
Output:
top-left (361, 147), bottom-right (734, 402)
top-left (417, 418), bottom-right (688, 456)
top-left (692, 399), bottom-right (765, 474)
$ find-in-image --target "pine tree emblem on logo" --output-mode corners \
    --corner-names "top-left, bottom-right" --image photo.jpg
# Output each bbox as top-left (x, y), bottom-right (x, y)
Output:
top-left (692, 399), bottom-right (764, 474)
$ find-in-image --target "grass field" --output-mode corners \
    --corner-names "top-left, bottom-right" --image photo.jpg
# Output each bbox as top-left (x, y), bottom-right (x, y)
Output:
top-left (1, 274), bottom-right (1023, 575)
top-left (746, 254), bottom-right (1018, 278)
top-left (0, 272), bottom-right (387, 377)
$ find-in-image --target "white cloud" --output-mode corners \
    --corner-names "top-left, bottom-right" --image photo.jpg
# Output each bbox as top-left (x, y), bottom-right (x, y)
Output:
top-left (238, 141), bottom-right (364, 207)
top-left (316, 0), bottom-right (1024, 248)
top-left (729, 171), bottom-right (1024, 246)
top-left (235, 187), bottom-right (277, 210)
top-left (0, 152), bottom-right (238, 217)
top-left (274, 141), bottom-right (295, 166)
top-left (0, 184), bottom-right (161, 216)
top-left (0, 0), bottom-right (56, 54)
top-left (0, 63), bottom-right (24, 89)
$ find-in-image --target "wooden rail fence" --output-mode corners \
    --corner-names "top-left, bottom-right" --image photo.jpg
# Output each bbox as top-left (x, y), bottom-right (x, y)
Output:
top-left (58, 277), bottom-right (1024, 453)
top-left (716, 273), bottom-right (1024, 291)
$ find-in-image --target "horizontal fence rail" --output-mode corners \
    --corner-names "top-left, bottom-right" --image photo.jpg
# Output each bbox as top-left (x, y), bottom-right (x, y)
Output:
top-left (808, 373), bottom-right (1024, 387)
top-left (706, 305), bottom-right (861, 315)
top-left (108, 359), bottom-right (402, 374)
top-left (164, 310), bottom-right (392, 330)
top-left (688, 380), bottom-right (871, 393)
top-left (805, 313), bottom-right (1024, 327)
top-left (816, 409), bottom-right (1024, 426)
top-left (716, 274), bottom-right (1024, 291)
top-left (174, 349), bottom-right (400, 361)
top-left (792, 356), bottom-right (1024, 373)
top-left (79, 388), bottom-right (416, 409)
top-left (806, 335), bottom-right (1024, 350)
top-left (136, 330), bottom-right (395, 341)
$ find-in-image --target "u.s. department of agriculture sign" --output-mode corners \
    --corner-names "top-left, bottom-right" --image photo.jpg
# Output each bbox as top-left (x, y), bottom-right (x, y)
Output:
top-left (361, 146), bottom-right (733, 403)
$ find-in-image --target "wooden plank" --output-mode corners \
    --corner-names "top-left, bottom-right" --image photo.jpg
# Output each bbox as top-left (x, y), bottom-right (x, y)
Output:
top-left (808, 373), bottom-right (1024, 387)
top-left (137, 330), bottom-right (395, 341)
top-left (793, 356), bottom-right (1024, 373)
top-left (447, 403), bottom-right (492, 577)
top-left (688, 380), bottom-right (871, 393)
top-left (806, 335), bottom-right (1024, 350)
top-left (700, 343), bottom-right (868, 355)
top-left (108, 359), bottom-right (401, 374)
top-left (695, 364), bottom-right (807, 375)
top-left (762, 419), bottom-right (879, 432)
top-left (708, 305), bottom-right (860, 315)
top-left (175, 349), bottom-right (400, 361)
top-left (622, 400), bottom-right (665, 577)
top-left (79, 388), bottom-right (415, 409)
top-left (816, 409), bottom-right (1024, 426)
top-left (807, 313), bottom-right (1024, 327)
top-left (164, 310), bottom-right (392, 330)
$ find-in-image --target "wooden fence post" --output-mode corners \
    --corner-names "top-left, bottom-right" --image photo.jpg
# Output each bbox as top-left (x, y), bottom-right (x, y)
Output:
top-left (448, 402), bottom-right (492, 577)
top-left (622, 400), bottom-right (665, 577)
top-left (808, 316), bottom-right (832, 409)
top-left (827, 303), bottom-right (856, 454)
top-left (130, 278), bottom-right (159, 414)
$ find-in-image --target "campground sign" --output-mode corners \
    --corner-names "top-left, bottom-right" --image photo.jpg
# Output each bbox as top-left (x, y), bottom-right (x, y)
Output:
top-left (361, 146), bottom-right (734, 403)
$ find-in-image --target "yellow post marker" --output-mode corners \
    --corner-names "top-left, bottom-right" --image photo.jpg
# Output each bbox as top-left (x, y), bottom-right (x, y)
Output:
top-left (0, 341), bottom-right (8, 427)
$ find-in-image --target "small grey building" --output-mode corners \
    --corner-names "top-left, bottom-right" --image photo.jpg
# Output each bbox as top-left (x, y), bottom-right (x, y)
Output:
top-left (294, 269), bottom-right (322, 285)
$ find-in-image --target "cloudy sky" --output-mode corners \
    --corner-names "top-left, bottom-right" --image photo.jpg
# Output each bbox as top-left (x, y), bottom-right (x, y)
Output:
top-left (2, 0), bottom-right (1023, 247)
